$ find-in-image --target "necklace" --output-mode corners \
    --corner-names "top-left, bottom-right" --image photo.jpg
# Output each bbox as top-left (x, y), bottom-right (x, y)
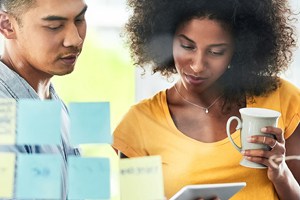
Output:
top-left (174, 84), bottom-right (223, 114)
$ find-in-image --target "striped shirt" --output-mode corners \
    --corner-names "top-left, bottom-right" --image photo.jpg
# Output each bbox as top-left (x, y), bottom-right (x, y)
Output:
top-left (0, 61), bottom-right (80, 200)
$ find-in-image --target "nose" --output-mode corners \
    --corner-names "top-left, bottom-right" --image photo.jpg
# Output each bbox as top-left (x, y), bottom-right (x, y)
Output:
top-left (190, 52), bottom-right (206, 73)
top-left (63, 24), bottom-right (84, 48)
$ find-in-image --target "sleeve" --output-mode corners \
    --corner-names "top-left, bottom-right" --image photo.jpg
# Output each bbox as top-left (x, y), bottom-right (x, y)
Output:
top-left (112, 106), bottom-right (148, 157)
top-left (279, 79), bottom-right (300, 139)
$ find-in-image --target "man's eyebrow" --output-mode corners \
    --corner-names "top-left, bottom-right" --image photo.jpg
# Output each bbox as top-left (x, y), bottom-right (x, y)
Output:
top-left (42, 5), bottom-right (88, 21)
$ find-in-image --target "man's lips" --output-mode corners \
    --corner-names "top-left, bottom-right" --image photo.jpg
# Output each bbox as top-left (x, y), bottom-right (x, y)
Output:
top-left (60, 54), bottom-right (79, 64)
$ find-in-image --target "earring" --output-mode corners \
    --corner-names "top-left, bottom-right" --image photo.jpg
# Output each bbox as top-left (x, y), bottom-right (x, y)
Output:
top-left (227, 65), bottom-right (231, 69)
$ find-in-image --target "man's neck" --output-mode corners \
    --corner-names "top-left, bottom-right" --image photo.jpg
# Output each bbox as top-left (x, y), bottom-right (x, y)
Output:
top-left (0, 52), bottom-right (52, 100)
top-left (37, 81), bottom-right (52, 100)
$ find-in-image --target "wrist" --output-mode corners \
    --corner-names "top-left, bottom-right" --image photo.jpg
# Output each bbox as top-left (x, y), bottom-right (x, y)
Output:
top-left (270, 162), bottom-right (288, 184)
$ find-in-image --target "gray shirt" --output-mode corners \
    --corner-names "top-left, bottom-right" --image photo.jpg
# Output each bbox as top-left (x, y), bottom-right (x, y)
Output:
top-left (0, 61), bottom-right (80, 200)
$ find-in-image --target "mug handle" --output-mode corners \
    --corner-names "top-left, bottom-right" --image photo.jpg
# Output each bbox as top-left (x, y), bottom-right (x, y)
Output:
top-left (226, 116), bottom-right (242, 152)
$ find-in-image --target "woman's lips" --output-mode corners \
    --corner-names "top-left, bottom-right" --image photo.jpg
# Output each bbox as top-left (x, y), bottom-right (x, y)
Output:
top-left (185, 74), bottom-right (208, 85)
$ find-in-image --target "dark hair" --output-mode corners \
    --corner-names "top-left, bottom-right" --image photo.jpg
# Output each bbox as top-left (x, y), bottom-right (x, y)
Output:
top-left (0, 0), bottom-right (36, 24)
top-left (124, 0), bottom-right (297, 109)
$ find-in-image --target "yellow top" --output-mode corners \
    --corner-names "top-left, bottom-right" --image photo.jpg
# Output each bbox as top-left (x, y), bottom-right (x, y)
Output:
top-left (113, 78), bottom-right (300, 199)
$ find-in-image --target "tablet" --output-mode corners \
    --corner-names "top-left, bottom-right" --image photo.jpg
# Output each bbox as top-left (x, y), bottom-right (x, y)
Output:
top-left (169, 182), bottom-right (246, 200)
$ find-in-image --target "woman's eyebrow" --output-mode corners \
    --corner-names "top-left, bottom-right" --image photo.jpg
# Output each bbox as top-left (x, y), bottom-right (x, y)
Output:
top-left (178, 34), bottom-right (230, 47)
top-left (177, 34), bottom-right (195, 44)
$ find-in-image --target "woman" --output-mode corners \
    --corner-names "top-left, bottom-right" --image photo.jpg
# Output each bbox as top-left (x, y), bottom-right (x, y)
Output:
top-left (113, 0), bottom-right (300, 199)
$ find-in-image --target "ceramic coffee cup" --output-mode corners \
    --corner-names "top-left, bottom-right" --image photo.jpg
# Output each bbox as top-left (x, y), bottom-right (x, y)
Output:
top-left (226, 107), bottom-right (281, 168)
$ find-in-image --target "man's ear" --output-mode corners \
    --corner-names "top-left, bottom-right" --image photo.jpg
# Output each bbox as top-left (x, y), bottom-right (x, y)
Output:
top-left (0, 11), bottom-right (16, 39)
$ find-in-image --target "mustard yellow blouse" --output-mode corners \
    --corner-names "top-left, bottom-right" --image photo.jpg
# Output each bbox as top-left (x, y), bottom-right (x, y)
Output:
top-left (113, 78), bottom-right (300, 199)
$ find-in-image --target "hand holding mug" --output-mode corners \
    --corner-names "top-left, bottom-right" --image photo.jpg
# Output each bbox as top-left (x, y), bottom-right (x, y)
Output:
top-left (243, 125), bottom-right (286, 181)
top-left (226, 108), bottom-right (281, 168)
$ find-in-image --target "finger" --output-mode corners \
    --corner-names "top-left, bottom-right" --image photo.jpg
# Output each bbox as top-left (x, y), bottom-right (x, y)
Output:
top-left (244, 155), bottom-right (271, 167)
top-left (260, 136), bottom-right (278, 150)
top-left (248, 136), bottom-right (277, 149)
top-left (243, 149), bottom-right (275, 167)
top-left (243, 148), bottom-right (285, 168)
top-left (243, 144), bottom-right (284, 158)
top-left (245, 153), bottom-right (285, 169)
top-left (243, 149), bottom-right (268, 158)
top-left (270, 140), bottom-right (278, 149)
top-left (261, 126), bottom-right (284, 143)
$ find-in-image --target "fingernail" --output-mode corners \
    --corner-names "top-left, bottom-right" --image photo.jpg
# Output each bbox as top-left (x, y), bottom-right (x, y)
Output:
top-left (261, 127), bottom-right (267, 132)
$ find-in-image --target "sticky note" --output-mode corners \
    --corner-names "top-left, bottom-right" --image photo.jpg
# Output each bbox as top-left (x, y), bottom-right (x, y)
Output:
top-left (69, 102), bottom-right (112, 145)
top-left (0, 153), bottom-right (16, 199)
top-left (0, 99), bottom-right (16, 145)
top-left (17, 99), bottom-right (62, 145)
top-left (119, 156), bottom-right (165, 200)
top-left (16, 154), bottom-right (62, 199)
top-left (68, 156), bottom-right (110, 200)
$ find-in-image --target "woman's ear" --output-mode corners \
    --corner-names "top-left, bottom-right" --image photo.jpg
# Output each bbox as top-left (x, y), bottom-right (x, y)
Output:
top-left (0, 11), bottom-right (16, 39)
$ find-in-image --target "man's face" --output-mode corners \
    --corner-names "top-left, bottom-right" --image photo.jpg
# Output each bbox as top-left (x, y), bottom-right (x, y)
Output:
top-left (12, 0), bottom-right (87, 76)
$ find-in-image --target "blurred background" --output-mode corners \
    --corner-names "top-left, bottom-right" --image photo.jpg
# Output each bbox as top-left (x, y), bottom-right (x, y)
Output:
top-left (49, 1), bottom-right (300, 199)
top-left (52, 0), bottom-right (300, 129)
top-left (0, 0), bottom-right (299, 199)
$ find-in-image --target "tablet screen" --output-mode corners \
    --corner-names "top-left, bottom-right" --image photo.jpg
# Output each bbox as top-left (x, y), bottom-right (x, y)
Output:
top-left (169, 182), bottom-right (246, 200)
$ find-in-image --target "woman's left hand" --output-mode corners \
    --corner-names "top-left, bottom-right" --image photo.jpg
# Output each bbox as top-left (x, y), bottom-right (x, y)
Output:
top-left (241, 126), bottom-right (286, 181)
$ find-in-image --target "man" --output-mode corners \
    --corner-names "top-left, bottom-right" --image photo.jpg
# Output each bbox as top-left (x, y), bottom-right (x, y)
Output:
top-left (0, 0), bottom-right (87, 199)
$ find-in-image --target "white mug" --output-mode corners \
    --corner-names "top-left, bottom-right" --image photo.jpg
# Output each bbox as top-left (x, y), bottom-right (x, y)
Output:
top-left (226, 107), bottom-right (281, 168)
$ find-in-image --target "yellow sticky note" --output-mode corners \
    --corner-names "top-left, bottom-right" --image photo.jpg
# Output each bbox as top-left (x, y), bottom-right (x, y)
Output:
top-left (120, 156), bottom-right (165, 200)
top-left (0, 99), bottom-right (16, 145)
top-left (0, 153), bottom-right (16, 199)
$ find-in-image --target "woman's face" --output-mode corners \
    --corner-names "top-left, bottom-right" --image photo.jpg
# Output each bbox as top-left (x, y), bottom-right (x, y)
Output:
top-left (173, 18), bottom-right (234, 94)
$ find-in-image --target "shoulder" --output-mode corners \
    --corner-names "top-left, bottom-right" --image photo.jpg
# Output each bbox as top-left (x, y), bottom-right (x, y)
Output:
top-left (276, 78), bottom-right (300, 108)
top-left (117, 90), bottom-right (167, 126)
top-left (131, 90), bottom-right (167, 112)
top-left (0, 62), bottom-right (18, 98)
top-left (278, 78), bottom-right (300, 95)
top-left (253, 78), bottom-right (300, 105)
top-left (0, 81), bottom-right (14, 98)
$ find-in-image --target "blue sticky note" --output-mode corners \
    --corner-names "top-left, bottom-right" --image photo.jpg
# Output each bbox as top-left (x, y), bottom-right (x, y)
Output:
top-left (16, 154), bottom-right (62, 199)
top-left (68, 156), bottom-right (110, 200)
top-left (17, 99), bottom-right (62, 145)
top-left (69, 102), bottom-right (112, 145)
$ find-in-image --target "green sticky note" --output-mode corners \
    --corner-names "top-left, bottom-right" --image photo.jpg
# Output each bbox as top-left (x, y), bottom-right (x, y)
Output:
top-left (0, 153), bottom-right (16, 199)
top-left (0, 99), bottom-right (16, 145)
top-left (119, 156), bottom-right (165, 200)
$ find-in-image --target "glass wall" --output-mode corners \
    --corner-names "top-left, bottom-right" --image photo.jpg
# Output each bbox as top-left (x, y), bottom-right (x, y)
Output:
top-left (0, 1), bottom-right (299, 199)
top-left (0, 0), bottom-right (299, 111)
